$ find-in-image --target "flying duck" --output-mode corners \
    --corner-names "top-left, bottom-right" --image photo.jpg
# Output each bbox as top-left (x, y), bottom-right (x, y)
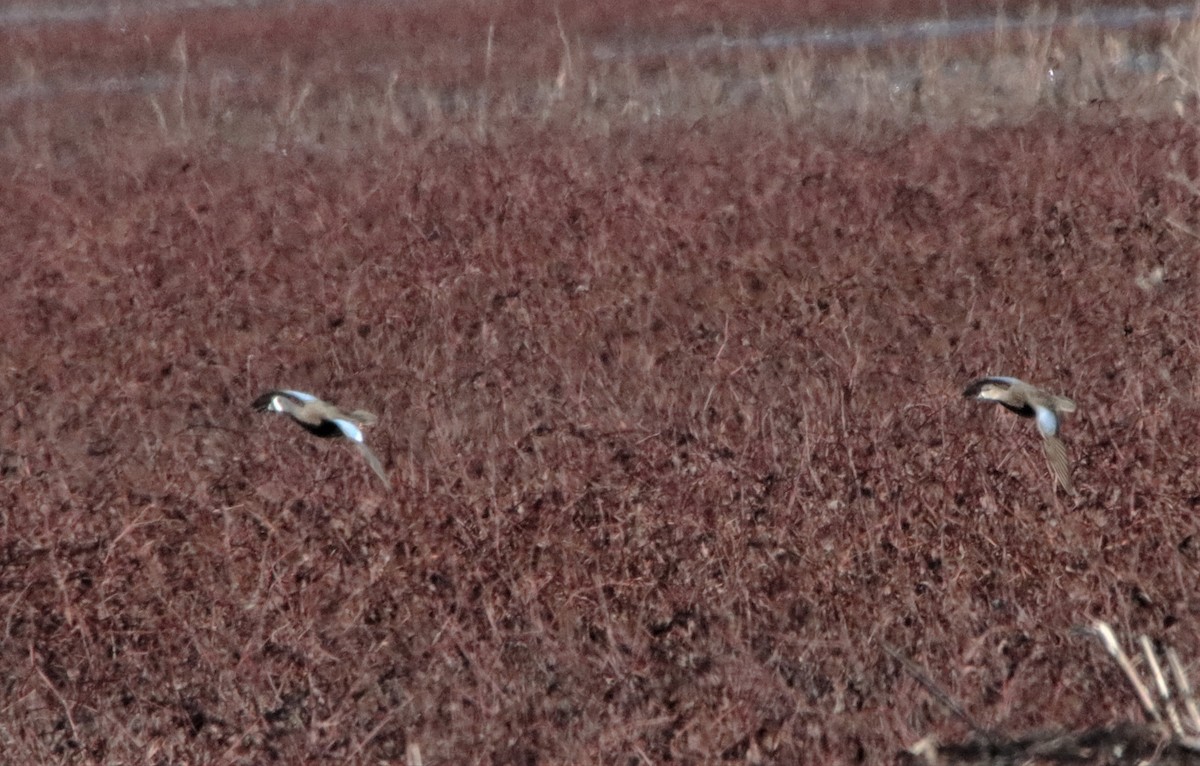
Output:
top-left (963, 376), bottom-right (1077, 494)
top-left (252, 389), bottom-right (388, 487)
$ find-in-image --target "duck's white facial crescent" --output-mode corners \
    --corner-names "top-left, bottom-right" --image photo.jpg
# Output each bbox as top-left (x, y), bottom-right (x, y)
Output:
top-left (976, 383), bottom-right (1008, 401)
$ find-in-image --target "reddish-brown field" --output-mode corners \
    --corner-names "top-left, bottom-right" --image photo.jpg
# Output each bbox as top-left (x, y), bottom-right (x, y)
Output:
top-left (3, 2), bottom-right (1200, 764)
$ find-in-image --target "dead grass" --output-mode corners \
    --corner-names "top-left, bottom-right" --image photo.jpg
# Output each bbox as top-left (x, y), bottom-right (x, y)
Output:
top-left (899, 623), bottom-right (1200, 764)
top-left (3, 1), bottom-right (1200, 154)
top-left (2, 2), bottom-right (1200, 764)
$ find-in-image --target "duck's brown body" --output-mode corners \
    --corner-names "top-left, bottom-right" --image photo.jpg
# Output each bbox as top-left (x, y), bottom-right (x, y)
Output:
top-left (963, 376), bottom-right (1076, 494)
top-left (252, 389), bottom-right (388, 487)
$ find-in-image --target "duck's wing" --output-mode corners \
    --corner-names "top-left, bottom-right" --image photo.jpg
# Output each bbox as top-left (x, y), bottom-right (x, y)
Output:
top-left (354, 441), bottom-right (390, 487)
top-left (329, 418), bottom-right (389, 486)
top-left (1032, 403), bottom-right (1075, 493)
top-left (1042, 434), bottom-right (1075, 494)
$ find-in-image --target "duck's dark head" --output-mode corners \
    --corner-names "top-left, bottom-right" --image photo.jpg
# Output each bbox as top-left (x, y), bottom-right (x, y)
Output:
top-left (962, 379), bottom-right (998, 399)
top-left (251, 392), bottom-right (281, 412)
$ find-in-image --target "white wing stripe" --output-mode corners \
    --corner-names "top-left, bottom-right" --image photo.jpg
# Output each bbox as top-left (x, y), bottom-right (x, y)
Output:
top-left (282, 390), bottom-right (319, 402)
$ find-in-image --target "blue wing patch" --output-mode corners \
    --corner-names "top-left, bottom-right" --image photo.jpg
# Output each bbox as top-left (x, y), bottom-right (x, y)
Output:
top-left (1033, 405), bottom-right (1059, 437)
top-left (331, 418), bottom-right (365, 443)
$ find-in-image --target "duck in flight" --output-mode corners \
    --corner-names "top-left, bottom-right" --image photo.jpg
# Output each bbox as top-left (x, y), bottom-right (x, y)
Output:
top-left (962, 376), bottom-right (1076, 494)
top-left (252, 389), bottom-right (388, 487)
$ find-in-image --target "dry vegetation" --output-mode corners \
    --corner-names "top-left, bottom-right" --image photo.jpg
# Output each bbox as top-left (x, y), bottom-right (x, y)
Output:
top-left (3, 1), bottom-right (1200, 763)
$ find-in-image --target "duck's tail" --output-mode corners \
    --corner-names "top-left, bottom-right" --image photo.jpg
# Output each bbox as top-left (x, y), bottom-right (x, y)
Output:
top-left (347, 409), bottom-right (378, 426)
top-left (1052, 395), bottom-right (1077, 414)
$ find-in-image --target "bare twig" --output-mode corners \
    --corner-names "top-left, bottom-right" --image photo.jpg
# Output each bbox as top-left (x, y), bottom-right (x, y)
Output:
top-left (1165, 216), bottom-right (1200, 241)
top-left (1141, 635), bottom-right (1186, 737)
top-left (1168, 648), bottom-right (1200, 734)
top-left (1089, 621), bottom-right (1160, 722)
top-left (29, 645), bottom-right (79, 746)
top-left (881, 642), bottom-right (991, 738)
top-left (1167, 172), bottom-right (1200, 197)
